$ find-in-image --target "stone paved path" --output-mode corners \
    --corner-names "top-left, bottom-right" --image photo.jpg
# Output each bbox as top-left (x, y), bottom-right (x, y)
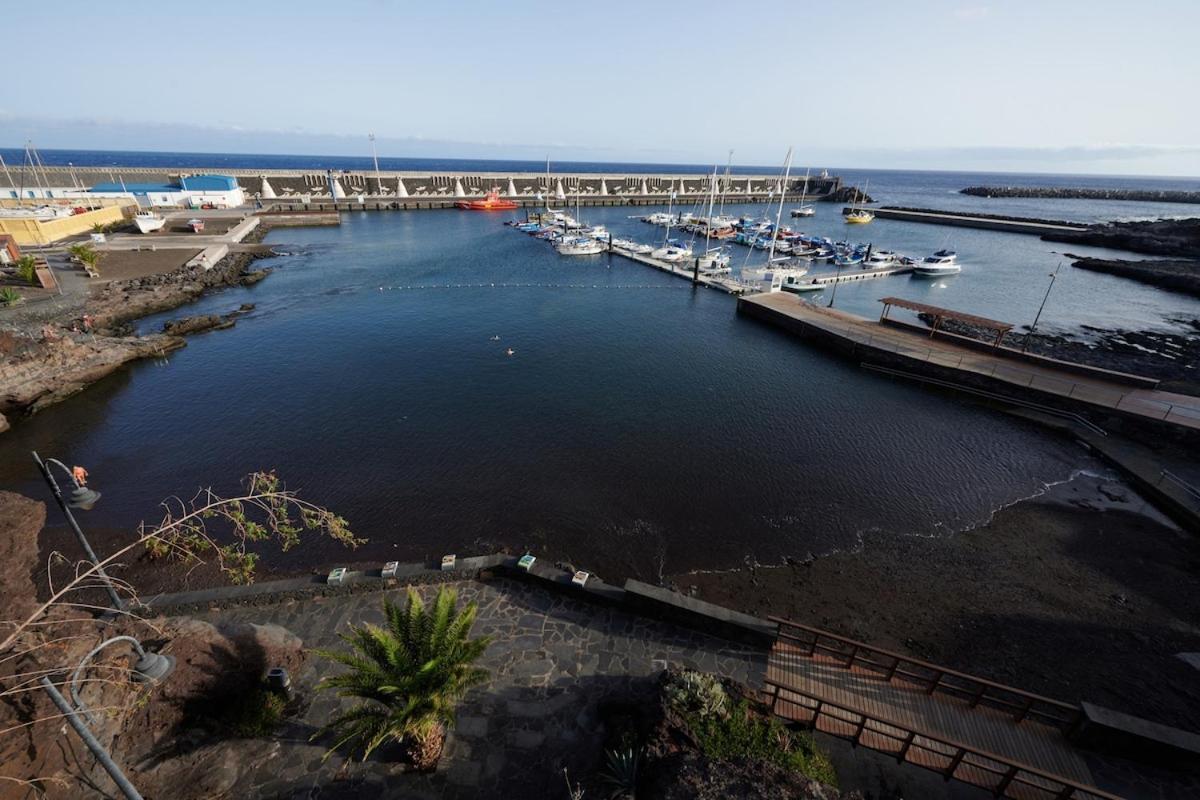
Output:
top-left (188, 577), bottom-right (767, 799)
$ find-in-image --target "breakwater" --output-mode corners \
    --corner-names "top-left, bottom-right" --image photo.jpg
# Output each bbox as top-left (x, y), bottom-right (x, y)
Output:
top-left (841, 206), bottom-right (1089, 235)
top-left (962, 186), bottom-right (1200, 204)
top-left (29, 165), bottom-right (857, 205)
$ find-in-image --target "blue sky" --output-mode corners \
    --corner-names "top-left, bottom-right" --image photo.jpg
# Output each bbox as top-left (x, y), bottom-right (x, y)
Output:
top-left (4, 0), bottom-right (1198, 175)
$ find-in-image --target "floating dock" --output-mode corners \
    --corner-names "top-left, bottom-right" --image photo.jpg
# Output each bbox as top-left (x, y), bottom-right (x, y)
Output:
top-left (842, 206), bottom-right (1090, 236)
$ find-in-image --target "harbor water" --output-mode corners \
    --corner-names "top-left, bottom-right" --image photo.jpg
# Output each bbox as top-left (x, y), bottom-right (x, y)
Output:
top-left (2, 162), bottom-right (1198, 580)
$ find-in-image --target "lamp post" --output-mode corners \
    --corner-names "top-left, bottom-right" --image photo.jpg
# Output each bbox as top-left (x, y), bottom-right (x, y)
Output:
top-left (1023, 262), bottom-right (1062, 352)
top-left (40, 636), bottom-right (174, 800)
top-left (32, 451), bottom-right (123, 611)
top-left (827, 260), bottom-right (845, 308)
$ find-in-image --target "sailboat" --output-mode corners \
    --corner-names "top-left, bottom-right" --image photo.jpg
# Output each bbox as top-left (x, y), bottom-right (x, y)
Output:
top-left (790, 167), bottom-right (816, 217)
top-left (556, 177), bottom-right (604, 255)
top-left (696, 166), bottom-right (731, 273)
top-left (742, 148), bottom-right (809, 290)
top-left (844, 179), bottom-right (874, 224)
top-left (651, 186), bottom-right (692, 262)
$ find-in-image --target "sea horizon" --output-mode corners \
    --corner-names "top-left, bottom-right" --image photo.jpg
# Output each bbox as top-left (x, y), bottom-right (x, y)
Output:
top-left (3, 146), bottom-right (1199, 184)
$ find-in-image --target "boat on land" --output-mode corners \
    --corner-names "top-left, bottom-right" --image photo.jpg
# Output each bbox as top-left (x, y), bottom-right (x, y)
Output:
top-left (913, 250), bottom-right (961, 276)
top-left (134, 211), bottom-right (166, 233)
top-left (187, 218), bottom-right (205, 233)
top-left (456, 188), bottom-right (519, 210)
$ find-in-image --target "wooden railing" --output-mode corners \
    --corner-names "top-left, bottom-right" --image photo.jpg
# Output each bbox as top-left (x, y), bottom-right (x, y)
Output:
top-left (770, 617), bottom-right (1083, 733)
top-left (763, 680), bottom-right (1122, 800)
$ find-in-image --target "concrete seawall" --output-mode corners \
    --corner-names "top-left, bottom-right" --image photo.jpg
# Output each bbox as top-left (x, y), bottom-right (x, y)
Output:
top-left (843, 206), bottom-right (1090, 235)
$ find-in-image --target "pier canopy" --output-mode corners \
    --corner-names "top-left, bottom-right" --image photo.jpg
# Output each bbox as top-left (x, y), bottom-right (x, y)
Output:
top-left (879, 297), bottom-right (1013, 346)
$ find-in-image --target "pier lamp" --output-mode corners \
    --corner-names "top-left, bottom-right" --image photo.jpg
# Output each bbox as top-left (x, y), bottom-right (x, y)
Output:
top-left (39, 635), bottom-right (174, 800)
top-left (32, 451), bottom-right (123, 611)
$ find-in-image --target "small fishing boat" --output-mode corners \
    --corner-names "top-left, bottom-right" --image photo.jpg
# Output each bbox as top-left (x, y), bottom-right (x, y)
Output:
top-left (134, 211), bottom-right (166, 234)
top-left (456, 188), bottom-right (520, 210)
top-left (187, 218), bottom-right (205, 233)
top-left (913, 250), bottom-right (961, 276)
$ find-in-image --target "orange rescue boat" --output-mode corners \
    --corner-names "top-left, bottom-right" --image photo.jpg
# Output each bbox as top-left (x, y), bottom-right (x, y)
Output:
top-left (456, 188), bottom-right (519, 211)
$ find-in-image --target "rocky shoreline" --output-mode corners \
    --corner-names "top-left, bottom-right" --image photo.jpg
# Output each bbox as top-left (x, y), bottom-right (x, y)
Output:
top-left (962, 186), bottom-right (1200, 204)
top-left (0, 226), bottom-right (275, 434)
top-left (1070, 256), bottom-right (1200, 298)
top-left (1042, 217), bottom-right (1200, 258)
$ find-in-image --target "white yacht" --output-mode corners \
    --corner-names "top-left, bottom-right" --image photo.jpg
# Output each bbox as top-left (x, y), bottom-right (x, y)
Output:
top-left (913, 250), bottom-right (961, 276)
top-left (696, 249), bottom-right (731, 273)
top-left (556, 236), bottom-right (605, 256)
top-left (134, 211), bottom-right (166, 233)
top-left (581, 225), bottom-right (609, 240)
top-left (612, 238), bottom-right (653, 254)
top-left (643, 212), bottom-right (675, 226)
top-left (863, 250), bottom-right (898, 268)
top-left (790, 206), bottom-right (816, 218)
top-left (650, 245), bottom-right (693, 262)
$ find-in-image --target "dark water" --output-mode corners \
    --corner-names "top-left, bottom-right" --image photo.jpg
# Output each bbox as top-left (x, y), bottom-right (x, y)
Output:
top-left (0, 208), bottom-right (1127, 580)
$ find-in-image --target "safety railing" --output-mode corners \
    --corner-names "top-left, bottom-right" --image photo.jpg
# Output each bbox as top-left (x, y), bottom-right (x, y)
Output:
top-left (770, 617), bottom-right (1083, 733)
top-left (764, 681), bottom-right (1121, 800)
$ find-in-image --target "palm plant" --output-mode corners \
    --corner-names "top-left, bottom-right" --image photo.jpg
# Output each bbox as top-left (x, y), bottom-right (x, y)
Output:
top-left (15, 255), bottom-right (38, 285)
top-left (312, 587), bottom-right (490, 769)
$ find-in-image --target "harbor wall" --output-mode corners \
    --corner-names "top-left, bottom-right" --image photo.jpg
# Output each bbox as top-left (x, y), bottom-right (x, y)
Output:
top-left (23, 166), bottom-right (847, 204)
top-left (0, 204), bottom-right (129, 245)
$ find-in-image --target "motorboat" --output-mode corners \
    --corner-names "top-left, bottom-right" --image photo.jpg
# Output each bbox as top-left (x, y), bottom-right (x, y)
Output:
top-left (556, 236), bottom-right (605, 256)
top-left (611, 238), bottom-right (653, 254)
top-left (790, 205), bottom-right (816, 218)
top-left (456, 189), bottom-right (520, 210)
top-left (913, 250), bottom-right (961, 276)
top-left (134, 211), bottom-right (166, 234)
top-left (642, 212), bottom-right (675, 226)
top-left (187, 218), bottom-right (205, 233)
top-left (863, 250), bottom-right (898, 268)
top-left (696, 249), bottom-right (731, 273)
top-left (581, 225), bottom-right (609, 240)
top-left (782, 278), bottom-right (825, 293)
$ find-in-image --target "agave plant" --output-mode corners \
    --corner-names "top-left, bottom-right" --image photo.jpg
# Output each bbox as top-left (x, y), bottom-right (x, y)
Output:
top-left (600, 747), bottom-right (640, 799)
top-left (312, 587), bottom-right (490, 769)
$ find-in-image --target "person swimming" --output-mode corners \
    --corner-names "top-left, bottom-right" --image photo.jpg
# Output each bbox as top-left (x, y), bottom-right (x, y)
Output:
top-left (505, 348), bottom-right (515, 356)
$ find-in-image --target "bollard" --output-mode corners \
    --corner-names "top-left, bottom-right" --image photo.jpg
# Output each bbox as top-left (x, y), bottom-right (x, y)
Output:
top-left (266, 667), bottom-right (294, 701)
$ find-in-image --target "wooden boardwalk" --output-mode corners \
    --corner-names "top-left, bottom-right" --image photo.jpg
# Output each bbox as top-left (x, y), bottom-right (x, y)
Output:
top-left (766, 622), bottom-right (1122, 799)
top-left (740, 292), bottom-right (1200, 431)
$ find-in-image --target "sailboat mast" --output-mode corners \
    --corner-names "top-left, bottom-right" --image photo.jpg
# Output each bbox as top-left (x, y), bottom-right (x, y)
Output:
top-left (718, 149), bottom-right (733, 216)
top-left (704, 165), bottom-right (718, 254)
top-left (766, 147), bottom-right (793, 266)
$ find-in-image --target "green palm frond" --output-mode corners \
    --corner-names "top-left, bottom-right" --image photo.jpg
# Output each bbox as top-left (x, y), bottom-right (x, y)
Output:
top-left (312, 586), bottom-right (492, 762)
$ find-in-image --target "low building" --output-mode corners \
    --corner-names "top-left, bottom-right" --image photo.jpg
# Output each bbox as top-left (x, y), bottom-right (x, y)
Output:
top-left (85, 174), bottom-right (246, 209)
top-left (0, 205), bottom-right (130, 246)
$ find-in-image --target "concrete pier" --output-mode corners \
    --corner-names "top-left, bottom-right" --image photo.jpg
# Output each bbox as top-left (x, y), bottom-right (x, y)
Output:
top-left (737, 292), bottom-right (1200, 432)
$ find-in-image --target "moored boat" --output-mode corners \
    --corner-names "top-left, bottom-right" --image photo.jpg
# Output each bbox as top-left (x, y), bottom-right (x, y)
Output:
top-left (456, 188), bottom-right (520, 211)
top-left (913, 250), bottom-right (961, 276)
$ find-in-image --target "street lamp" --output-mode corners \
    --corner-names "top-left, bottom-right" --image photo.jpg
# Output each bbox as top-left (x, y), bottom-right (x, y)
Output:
top-left (1023, 262), bottom-right (1062, 352)
top-left (32, 451), bottom-right (123, 611)
top-left (40, 636), bottom-right (174, 800)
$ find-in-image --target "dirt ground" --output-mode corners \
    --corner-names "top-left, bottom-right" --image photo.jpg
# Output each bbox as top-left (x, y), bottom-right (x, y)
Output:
top-left (669, 473), bottom-right (1200, 733)
top-left (95, 248), bottom-right (202, 282)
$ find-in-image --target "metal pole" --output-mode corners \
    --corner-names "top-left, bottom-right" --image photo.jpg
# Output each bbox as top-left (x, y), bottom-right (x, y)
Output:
top-left (828, 262), bottom-right (844, 308)
top-left (40, 676), bottom-right (145, 800)
top-left (1023, 263), bottom-right (1061, 352)
top-left (32, 452), bottom-right (124, 611)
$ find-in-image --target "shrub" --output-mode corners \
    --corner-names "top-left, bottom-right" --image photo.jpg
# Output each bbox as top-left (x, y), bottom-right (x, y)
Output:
top-left (15, 256), bottom-right (38, 285)
top-left (664, 669), bottom-right (728, 720)
top-left (221, 687), bottom-right (287, 738)
top-left (600, 747), bottom-right (639, 798)
top-left (312, 587), bottom-right (491, 768)
top-left (689, 699), bottom-right (838, 788)
top-left (0, 287), bottom-right (22, 306)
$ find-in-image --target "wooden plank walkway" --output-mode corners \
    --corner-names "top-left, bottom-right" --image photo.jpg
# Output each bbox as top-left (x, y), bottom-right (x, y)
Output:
top-left (766, 642), bottom-right (1121, 799)
top-left (740, 292), bottom-right (1200, 431)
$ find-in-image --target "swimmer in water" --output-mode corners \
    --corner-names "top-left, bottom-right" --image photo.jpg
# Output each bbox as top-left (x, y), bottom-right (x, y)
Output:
top-left (506, 348), bottom-right (515, 356)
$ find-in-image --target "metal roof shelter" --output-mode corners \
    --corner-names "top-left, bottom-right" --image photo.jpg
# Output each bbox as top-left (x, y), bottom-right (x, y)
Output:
top-left (878, 297), bottom-right (1014, 347)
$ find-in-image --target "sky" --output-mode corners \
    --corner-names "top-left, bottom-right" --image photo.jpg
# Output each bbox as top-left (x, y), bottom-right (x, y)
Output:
top-left (4, 0), bottom-right (1199, 176)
